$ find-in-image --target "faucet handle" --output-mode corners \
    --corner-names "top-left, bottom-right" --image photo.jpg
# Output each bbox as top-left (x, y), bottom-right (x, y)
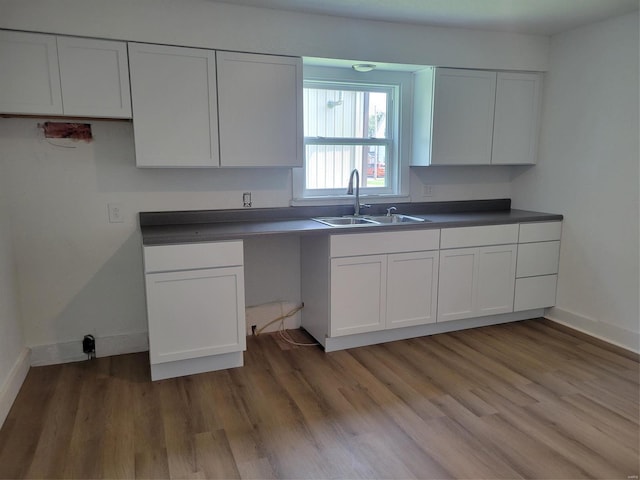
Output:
top-left (386, 206), bottom-right (397, 216)
top-left (360, 203), bottom-right (372, 210)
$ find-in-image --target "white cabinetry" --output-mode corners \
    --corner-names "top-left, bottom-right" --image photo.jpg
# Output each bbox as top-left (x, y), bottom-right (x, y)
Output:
top-left (514, 221), bottom-right (562, 311)
top-left (217, 52), bottom-right (303, 167)
top-left (431, 68), bottom-right (497, 165)
top-left (330, 254), bottom-right (387, 336)
top-left (0, 31), bottom-right (62, 115)
top-left (0, 30), bottom-right (131, 117)
top-left (143, 241), bottom-right (246, 380)
top-left (301, 229), bottom-right (440, 344)
top-left (492, 72), bottom-right (542, 165)
top-left (57, 37), bottom-right (131, 118)
top-left (413, 67), bottom-right (542, 166)
top-left (129, 46), bottom-right (302, 168)
top-left (387, 251), bottom-right (439, 328)
top-left (437, 224), bottom-right (518, 322)
top-left (128, 43), bottom-right (219, 168)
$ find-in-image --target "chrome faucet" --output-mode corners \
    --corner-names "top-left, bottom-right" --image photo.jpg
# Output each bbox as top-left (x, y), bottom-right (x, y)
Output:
top-left (347, 169), bottom-right (370, 216)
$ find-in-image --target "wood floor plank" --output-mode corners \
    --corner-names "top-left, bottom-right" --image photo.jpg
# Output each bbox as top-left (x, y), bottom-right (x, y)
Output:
top-left (0, 366), bottom-right (60, 479)
top-left (0, 319), bottom-right (638, 479)
top-left (430, 394), bottom-right (588, 479)
top-left (23, 364), bottom-right (82, 478)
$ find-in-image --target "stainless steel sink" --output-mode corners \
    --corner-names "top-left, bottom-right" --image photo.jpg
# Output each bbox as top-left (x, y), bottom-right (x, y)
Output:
top-left (312, 216), bottom-right (379, 227)
top-left (312, 214), bottom-right (428, 227)
top-left (364, 214), bottom-right (428, 224)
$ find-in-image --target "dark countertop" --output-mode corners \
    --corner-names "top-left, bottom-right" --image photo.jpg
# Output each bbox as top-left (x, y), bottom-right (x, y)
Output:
top-left (140, 199), bottom-right (563, 246)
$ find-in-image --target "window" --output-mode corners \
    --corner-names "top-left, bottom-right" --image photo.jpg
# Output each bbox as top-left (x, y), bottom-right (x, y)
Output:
top-left (294, 66), bottom-right (410, 202)
top-left (303, 82), bottom-right (395, 196)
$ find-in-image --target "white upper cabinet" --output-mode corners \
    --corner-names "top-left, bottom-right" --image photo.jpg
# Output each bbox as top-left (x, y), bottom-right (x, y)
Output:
top-left (0, 30), bottom-right (131, 117)
top-left (128, 43), bottom-right (219, 168)
top-left (412, 67), bottom-right (542, 166)
top-left (492, 72), bottom-right (542, 165)
top-left (57, 36), bottom-right (131, 118)
top-left (431, 68), bottom-right (497, 165)
top-left (0, 31), bottom-right (63, 115)
top-left (216, 52), bottom-right (303, 167)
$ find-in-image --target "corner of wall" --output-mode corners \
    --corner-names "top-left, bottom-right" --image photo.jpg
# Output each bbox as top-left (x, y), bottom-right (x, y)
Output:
top-left (0, 347), bottom-right (31, 429)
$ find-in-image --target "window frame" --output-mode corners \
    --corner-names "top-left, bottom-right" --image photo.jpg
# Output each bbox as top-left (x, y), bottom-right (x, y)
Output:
top-left (292, 65), bottom-right (412, 205)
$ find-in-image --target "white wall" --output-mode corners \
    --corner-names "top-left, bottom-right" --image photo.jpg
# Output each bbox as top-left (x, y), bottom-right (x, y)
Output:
top-left (0, 119), bottom-right (296, 362)
top-left (0, 173), bottom-right (27, 426)
top-left (511, 12), bottom-right (640, 351)
top-left (0, 0), bottom-right (549, 71)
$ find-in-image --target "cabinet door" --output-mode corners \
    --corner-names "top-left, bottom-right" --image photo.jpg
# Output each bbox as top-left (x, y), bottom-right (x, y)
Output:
top-left (431, 68), bottom-right (496, 165)
top-left (0, 31), bottom-right (62, 115)
top-left (145, 266), bottom-right (245, 365)
top-left (217, 51), bottom-right (303, 167)
top-left (477, 245), bottom-right (517, 316)
top-left (330, 255), bottom-right (386, 336)
top-left (437, 248), bottom-right (478, 322)
top-left (492, 72), bottom-right (542, 165)
top-left (129, 43), bottom-right (219, 167)
top-left (387, 251), bottom-right (439, 328)
top-left (57, 36), bottom-right (131, 118)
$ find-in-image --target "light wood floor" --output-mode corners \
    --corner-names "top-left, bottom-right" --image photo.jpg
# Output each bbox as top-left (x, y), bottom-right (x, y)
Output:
top-left (0, 318), bottom-right (638, 479)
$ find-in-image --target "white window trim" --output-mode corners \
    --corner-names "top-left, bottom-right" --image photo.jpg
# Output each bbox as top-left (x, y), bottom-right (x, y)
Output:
top-left (292, 65), bottom-right (413, 206)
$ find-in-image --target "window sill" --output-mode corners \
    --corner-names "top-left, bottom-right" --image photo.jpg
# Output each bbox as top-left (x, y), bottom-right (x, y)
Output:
top-left (291, 194), bottom-right (411, 207)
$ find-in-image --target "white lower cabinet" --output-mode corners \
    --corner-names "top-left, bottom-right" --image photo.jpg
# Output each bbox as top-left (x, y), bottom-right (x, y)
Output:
top-left (329, 249), bottom-right (440, 337)
top-left (514, 221), bottom-right (562, 311)
top-left (330, 255), bottom-right (387, 336)
top-left (477, 245), bottom-right (518, 316)
top-left (438, 224), bottom-right (518, 322)
top-left (143, 241), bottom-right (246, 380)
top-left (302, 229), bottom-right (440, 343)
top-left (387, 251), bottom-right (439, 328)
top-left (437, 248), bottom-right (478, 322)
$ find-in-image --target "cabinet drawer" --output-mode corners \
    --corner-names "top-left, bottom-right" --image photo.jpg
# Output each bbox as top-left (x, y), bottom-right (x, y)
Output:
top-left (330, 229), bottom-right (440, 257)
top-left (440, 224), bottom-right (518, 249)
top-left (144, 240), bottom-right (243, 273)
top-left (519, 221), bottom-right (562, 243)
top-left (516, 241), bottom-right (560, 277)
top-left (514, 275), bottom-right (557, 311)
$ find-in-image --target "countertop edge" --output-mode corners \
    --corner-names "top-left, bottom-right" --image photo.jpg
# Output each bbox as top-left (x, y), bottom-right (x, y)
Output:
top-left (140, 208), bottom-right (563, 246)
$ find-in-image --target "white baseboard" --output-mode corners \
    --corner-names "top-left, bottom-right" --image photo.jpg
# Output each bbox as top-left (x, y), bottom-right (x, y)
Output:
top-left (545, 307), bottom-right (640, 354)
top-left (30, 332), bottom-right (149, 366)
top-left (0, 347), bottom-right (31, 429)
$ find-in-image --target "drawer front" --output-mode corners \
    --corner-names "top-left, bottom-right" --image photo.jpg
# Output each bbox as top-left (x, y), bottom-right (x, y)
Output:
top-left (516, 241), bottom-right (560, 278)
top-left (440, 224), bottom-right (519, 249)
top-left (144, 240), bottom-right (243, 273)
top-left (514, 275), bottom-right (557, 311)
top-left (330, 229), bottom-right (440, 257)
top-left (519, 221), bottom-right (562, 243)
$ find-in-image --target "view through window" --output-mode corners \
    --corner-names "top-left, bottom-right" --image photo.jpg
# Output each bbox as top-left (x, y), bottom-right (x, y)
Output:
top-left (303, 82), bottom-right (394, 196)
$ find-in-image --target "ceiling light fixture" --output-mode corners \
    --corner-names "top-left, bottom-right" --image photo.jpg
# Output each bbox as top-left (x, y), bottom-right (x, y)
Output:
top-left (352, 63), bottom-right (376, 72)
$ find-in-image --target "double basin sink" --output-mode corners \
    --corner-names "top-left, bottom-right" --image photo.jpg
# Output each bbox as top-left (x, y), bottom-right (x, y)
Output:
top-left (312, 214), bottom-right (429, 227)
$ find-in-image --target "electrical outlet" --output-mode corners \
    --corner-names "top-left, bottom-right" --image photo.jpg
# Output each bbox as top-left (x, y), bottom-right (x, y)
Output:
top-left (422, 185), bottom-right (434, 197)
top-left (243, 192), bottom-right (252, 208)
top-left (108, 203), bottom-right (124, 223)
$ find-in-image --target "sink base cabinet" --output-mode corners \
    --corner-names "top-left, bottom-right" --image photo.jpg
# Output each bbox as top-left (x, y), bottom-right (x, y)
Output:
top-left (301, 230), bottom-right (440, 347)
top-left (143, 241), bottom-right (246, 381)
